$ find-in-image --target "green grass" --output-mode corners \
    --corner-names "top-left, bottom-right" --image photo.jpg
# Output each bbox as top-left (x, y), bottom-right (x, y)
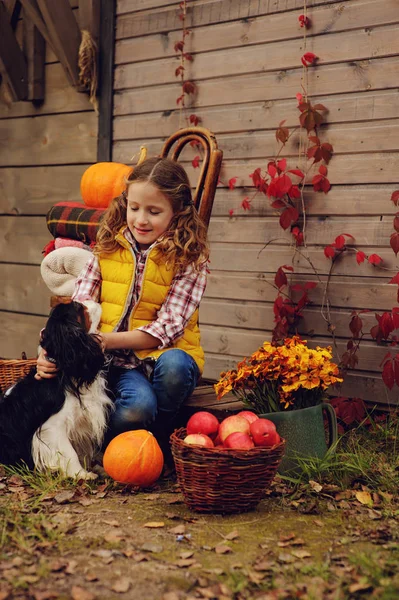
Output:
top-left (281, 411), bottom-right (399, 493)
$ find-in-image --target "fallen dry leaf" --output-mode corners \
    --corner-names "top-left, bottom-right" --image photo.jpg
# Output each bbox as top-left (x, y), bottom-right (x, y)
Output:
top-left (54, 490), bottom-right (76, 504)
top-left (33, 591), bottom-right (60, 600)
top-left (169, 524), bottom-right (186, 535)
top-left (278, 553), bottom-right (295, 563)
top-left (111, 577), bottom-right (131, 593)
top-left (215, 544), bottom-right (232, 554)
top-left (104, 530), bottom-right (124, 543)
top-left (225, 530), bottom-right (239, 540)
top-left (102, 519), bottom-right (120, 527)
top-left (348, 582), bottom-right (373, 593)
top-left (175, 558), bottom-right (197, 568)
top-left (141, 542), bottom-right (163, 553)
top-left (309, 480), bottom-right (323, 493)
top-left (355, 491), bottom-right (373, 507)
top-left (143, 521), bottom-right (165, 528)
top-left (65, 560), bottom-right (78, 575)
top-left (179, 551), bottom-right (194, 559)
top-left (291, 549), bottom-right (311, 559)
top-left (71, 586), bottom-right (95, 600)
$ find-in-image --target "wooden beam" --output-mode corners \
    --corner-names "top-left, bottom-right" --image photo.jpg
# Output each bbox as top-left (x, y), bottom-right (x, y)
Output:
top-left (23, 17), bottom-right (45, 102)
top-left (19, 0), bottom-right (54, 49)
top-left (4, 0), bottom-right (22, 28)
top-left (97, 0), bottom-right (115, 161)
top-left (0, 1), bottom-right (27, 100)
top-left (36, 0), bottom-right (81, 86)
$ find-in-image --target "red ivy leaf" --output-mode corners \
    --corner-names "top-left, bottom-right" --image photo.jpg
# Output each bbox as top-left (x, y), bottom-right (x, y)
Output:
top-left (313, 104), bottom-right (328, 111)
top-left (277, 158), bottom-right (287, 172)
top-left (228, 177), bottom-right (237, 190)
top-left (301, 52), bottom-right (318, 66)
top-left (189, 114), bottom-right (201, 126)
top-left (275, 267), bottom-right (288, 289)
top-left (174, 41), bottom-right (184, 52)
top-left (321, 143), bottom-right (333, 164)
top-left (334, 235), bottom-right (346, 249)
top-left (304, 281), bottom-right (317, 290)
top-left (388, 272), bottom-right (399, 284)
top-left (182, 81), bottom-right (196, 94)
top-left (391, 190), bottom-right (399, 205)
top-left (288, 169), bottom-right (305, 179)
top-left (192, 155), bottom-right (200, 168)
top-left (349, 314), bottom-right (363, 338)
top-left (279, 206), bottom-right (298, 230)
top-left (368, 253), bottom-right (383, 265)
top-left (228, 208), bottom-right (234, 217)
top-left (324, 245), bottom-right (335, 259)
top-left (241, 197), bottom-right (251, 211)
top-left (390, 232), bottom-right (399, 256)
top-left (394, 215), bottom-right (399, 232)
top-left (183, 53), bottom-right (193, 61)
top-left (356, 251), bottom-right (366, 264)
top-left (175, 66), bottom-right (184, 77)
top-left (268, 163), bottom-right (277, 178)
top-left (319, 164), bottom-right (328, 176)
top-left (289, 185), bottom-right (301, 199)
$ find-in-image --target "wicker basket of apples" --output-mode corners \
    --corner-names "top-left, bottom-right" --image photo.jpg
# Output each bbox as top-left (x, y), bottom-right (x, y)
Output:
top-left (170, 411), bottom-right (285, 514)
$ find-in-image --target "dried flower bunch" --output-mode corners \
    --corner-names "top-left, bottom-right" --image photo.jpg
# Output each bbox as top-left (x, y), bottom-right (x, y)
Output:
top-left (215, 336), bottom-right (343, 414)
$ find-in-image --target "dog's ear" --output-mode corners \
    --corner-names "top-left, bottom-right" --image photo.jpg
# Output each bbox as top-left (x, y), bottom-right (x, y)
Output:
top-left (81, 301), bottom-right (102, 333)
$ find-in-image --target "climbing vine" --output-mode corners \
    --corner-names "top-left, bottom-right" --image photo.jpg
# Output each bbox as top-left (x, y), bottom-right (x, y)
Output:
top-left (174, 1), bottom-right (399, 392)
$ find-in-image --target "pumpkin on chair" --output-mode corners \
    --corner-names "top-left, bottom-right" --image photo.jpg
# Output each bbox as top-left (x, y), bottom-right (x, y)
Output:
top-left (80, 162), bottom-right (133, 209)
top-left (80, 147), bottom-right (147, 209)
top-left (103, 430), bottom-right (164, 486)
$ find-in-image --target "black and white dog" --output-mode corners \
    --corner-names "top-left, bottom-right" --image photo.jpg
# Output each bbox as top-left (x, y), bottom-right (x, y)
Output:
top-left (0, 301), bottom-right (112, 479)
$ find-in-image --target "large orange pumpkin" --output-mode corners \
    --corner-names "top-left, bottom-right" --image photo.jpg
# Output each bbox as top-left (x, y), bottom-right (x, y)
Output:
top-left (80, 162), bottom-right (133, 208)
top-left (103, 430), bottom-right (164, 486)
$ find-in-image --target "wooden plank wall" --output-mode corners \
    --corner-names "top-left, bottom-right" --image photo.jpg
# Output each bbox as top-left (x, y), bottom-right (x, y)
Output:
top-left (0, 0), bottom-right (97, 358)
top-left (114, 0), bottom-right (399, 405)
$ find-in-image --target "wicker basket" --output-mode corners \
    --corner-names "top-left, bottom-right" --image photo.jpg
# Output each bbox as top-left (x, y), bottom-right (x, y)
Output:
top-left (0, 357), bottom-right (37, 393)
top-left (170, 428), bottom-right (286, 514)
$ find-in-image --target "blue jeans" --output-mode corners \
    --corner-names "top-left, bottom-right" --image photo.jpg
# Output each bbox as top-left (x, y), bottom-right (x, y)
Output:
top-left (107, 349), bottom-right (199, 440)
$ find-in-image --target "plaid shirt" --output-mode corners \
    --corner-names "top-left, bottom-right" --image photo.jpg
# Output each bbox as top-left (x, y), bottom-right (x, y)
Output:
top-left (72, 228), bottom-right (207, 370)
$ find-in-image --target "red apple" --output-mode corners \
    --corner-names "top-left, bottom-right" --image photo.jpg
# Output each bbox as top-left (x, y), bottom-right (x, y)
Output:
top-left (237, 410), bottom-right (259, 425)
top-left (219, 415), bottom-right (250, 442)
top-left (213, 434), bottom-right (222, 446)
top-left (224, 432), bottom-right (255, 450)
top-left (186, 411), bottom-right (219, 439)
top-left (183, 433), bottom-right (214, 448)
top-left (250, 419), bottom-right (279, 447)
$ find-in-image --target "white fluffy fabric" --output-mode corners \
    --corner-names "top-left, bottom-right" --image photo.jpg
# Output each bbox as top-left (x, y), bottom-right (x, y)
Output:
top-left (40, 247), bottom-right (92, 296)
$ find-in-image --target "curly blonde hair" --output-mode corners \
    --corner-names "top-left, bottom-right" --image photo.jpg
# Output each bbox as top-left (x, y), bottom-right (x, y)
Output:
top-left (94, 157), bottom-right (209, 271)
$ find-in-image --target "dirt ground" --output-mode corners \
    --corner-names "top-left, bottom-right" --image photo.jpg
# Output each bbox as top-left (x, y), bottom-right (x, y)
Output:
top-left (0, 469), bottom-right (398, 600)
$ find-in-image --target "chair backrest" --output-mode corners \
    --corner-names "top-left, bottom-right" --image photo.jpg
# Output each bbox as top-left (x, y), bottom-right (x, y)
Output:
top-left (161, 126), bottom-right (223, 229)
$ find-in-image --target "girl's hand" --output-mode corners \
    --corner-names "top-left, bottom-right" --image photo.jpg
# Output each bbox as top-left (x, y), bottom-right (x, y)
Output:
top-left (35, 348), bottom-right (58, 380)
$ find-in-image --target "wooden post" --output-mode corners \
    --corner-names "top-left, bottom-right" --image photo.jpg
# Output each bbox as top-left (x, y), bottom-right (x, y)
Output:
top-left (23, 18), bottom-right (45, 102)
top-left (97, 0), bottom-right (115, 162)
top-left (0, 1), bottom-right (27, 100)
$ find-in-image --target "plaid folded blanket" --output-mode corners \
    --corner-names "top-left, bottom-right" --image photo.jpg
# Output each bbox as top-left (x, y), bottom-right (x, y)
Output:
top-left (46, 202), bottom-right (106, 243)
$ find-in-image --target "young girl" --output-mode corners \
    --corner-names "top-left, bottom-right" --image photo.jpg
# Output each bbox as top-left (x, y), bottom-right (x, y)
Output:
top-left (37, 157), bottom-right (209, 448)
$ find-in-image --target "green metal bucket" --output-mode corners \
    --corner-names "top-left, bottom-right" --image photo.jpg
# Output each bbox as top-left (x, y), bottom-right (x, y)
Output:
top-left (259, 403), bottom-right (338, 476)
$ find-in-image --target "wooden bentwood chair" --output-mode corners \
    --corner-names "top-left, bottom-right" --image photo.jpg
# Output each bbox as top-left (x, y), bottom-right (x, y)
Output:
top-left (160, 126), bottom-right (223, 228)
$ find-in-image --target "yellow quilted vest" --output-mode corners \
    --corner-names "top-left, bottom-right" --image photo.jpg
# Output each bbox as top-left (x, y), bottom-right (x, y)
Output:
top-left (98, 232), bottom-right (204, 373)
